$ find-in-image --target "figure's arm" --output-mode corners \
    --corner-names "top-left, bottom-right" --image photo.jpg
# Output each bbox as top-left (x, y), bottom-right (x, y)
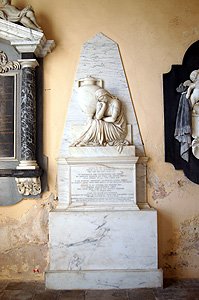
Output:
top-left (0, 10), bottom-right (6, 20)
top-left (95, 101), bottom-right (106, 120)
top-left (186, 84), bottom-right (195, 99)
top-left (183, 80), bottom-right (191, 87)
top-left (103, 101), bottom-right (120, 123)
top-left (103, 116), bottom-right (116, 122)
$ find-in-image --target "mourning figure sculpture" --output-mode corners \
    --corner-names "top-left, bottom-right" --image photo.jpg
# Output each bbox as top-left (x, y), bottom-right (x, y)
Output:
top-left (72, 77), bottom-right (128, 153)
top-left (175, 69), bottom-right (199, 160)
top-left (0, 0), bottom-right (42, 31)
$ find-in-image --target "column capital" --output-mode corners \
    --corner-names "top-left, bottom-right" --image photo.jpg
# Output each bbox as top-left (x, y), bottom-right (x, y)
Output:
top-left (18, 59), bottom-right (39, 69)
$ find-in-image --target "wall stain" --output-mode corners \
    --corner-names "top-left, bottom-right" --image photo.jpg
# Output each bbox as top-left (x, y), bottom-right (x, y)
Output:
top-left (147, 169), bottom-right (170, 200)
top-left (0, 193), bottom-right (55, 280)
top-left (162, 215), bottom-right (199, 277)
top-left (148, 168), bottom-right (191, 201)
top-left (169, 16), bottom-right (180, 27)
top-left (152, 183), bottom-right (169, 200)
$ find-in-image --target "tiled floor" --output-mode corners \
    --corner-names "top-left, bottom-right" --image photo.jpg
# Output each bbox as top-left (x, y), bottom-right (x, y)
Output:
top-left (0, 279), bottom-right (198, 299)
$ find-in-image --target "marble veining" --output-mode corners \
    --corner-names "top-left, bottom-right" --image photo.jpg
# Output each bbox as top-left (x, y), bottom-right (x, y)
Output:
top-left (60, 33), bottom-right (144, 157)
top-left (21, 67), bottom-right (36, 160)
top-left (46, 33), bottom-right (162, 290)
top-left (49, 211), bottom-right (158, 271)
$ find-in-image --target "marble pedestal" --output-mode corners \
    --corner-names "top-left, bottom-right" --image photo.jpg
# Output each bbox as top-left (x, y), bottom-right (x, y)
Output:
top-left (46, 209), bottom-right (162, 289)
top-left (46, 147), bottom-right (162, 289)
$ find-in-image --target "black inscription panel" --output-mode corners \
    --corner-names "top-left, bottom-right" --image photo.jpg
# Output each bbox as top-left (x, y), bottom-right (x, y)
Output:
top-left (0, 76), bottom-right (15, 158)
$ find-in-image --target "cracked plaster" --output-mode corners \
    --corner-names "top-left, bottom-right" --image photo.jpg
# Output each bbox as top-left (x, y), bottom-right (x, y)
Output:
top-left (0, 193), bottom-right (56, 280)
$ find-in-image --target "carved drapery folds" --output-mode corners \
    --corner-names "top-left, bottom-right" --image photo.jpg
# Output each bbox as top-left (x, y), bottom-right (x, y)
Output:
top-left (0, 1), bottom-right (42, 32)
top-left (174, 69), bottom-right (199, 161)
top-left (72, 77), bottom-right (129, 153)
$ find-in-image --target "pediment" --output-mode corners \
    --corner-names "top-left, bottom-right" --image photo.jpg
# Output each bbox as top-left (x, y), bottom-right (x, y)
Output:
top-left (0, 19), bottom-right (55, 57)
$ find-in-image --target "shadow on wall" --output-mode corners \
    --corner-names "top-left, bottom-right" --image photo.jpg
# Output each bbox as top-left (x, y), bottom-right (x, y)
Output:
top-left (39, 13), bottom-right (57, 45)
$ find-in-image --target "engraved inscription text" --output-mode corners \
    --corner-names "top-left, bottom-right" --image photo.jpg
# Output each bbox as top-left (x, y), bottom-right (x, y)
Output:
top-left (71, 165), bottom-right (135, 203)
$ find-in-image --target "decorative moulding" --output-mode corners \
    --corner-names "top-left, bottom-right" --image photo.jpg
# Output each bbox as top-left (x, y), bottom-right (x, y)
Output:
top-left (15, 177), bottom-right (41, 196)
top-left (0, 16), bottom-right (55, 204)
top-left (0, 19), bottom-right (55, 57)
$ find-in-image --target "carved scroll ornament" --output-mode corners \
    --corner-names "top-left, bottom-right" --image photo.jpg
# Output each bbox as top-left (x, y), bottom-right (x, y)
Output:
top-left (15, 177), bottom-right (41, 196)
top-left (0, 51), bottom-right (20, 73)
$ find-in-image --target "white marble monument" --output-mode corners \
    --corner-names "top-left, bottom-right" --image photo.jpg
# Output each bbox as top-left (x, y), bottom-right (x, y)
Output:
top-left (45, 33), bottom-right (163, 289)
top-left (175, 69), bottom-right (199, 160)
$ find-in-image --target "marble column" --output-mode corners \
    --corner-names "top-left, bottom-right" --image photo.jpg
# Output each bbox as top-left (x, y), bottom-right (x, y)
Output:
top-left (16, 59), bottom-right (41, 196)
top-left (18, 59), bottom-right (39, 169)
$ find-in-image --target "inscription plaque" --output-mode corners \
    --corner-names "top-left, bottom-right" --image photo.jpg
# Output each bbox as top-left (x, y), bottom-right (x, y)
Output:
top-left (0, 75), bottom-right (15, 158)
top-left (71, 165), bottom-right (135, 204)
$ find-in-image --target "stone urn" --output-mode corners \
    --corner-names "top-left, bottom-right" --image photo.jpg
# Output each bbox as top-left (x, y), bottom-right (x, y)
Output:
top-left (77, 76), bottom-right (103, 118)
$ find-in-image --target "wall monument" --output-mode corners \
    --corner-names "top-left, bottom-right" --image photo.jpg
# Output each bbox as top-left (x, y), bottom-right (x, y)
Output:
top-left (46, 33), bottom-right (162, 289)
top-left (0, 1), bottom-right (55, 205)
top-left (164, 40), bottom-right (199, 184)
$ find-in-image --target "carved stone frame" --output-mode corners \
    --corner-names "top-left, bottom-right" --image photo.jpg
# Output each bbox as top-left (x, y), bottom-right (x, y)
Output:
top-left (0, 20), bottom-right (55, 201)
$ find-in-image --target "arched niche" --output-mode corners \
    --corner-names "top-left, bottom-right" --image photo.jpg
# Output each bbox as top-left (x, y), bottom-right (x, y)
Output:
top-left (163, 41), bottom-right (199, 184)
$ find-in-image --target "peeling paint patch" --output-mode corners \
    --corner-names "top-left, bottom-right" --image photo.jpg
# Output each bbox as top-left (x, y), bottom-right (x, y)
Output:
top-left (147, 169), bottom-right (192, 202)
top-left (0, 193), bottom-right (55, 280)
top-left (152, 183), bottom-right (169, 200)
top-left (0, 244), bottom-right (48, 280)
top-left (147, 170), bottom-right (170, 200)
top-left (162, 215), bottom-right (199, 277)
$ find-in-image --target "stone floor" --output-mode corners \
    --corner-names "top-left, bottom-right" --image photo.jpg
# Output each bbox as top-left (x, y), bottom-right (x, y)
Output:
top-left (0, 279), bottom-right (198, 299)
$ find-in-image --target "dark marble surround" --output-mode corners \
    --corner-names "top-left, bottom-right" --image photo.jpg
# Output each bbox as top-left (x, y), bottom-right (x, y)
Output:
top-left (21, 67), bottom-right (36, 161)
top-left (163, 40), bottom-right (199, 184)
top-left (0, 44), bottom-right (44, 204)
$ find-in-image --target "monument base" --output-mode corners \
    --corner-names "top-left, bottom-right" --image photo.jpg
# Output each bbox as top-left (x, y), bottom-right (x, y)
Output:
top-left (46, 269), bottom-right (163, 290)
top-left (45, 209), bottom-right (163, 289)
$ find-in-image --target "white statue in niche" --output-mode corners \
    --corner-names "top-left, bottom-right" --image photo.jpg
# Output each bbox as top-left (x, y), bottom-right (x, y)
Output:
top-left (0, 0), bottom-right (42, 32)
top-left (186, 70), bottom-right (199, 107)
top-left (175, 69), bottom-right (199, 160)
top-left (72, 77), bottom-right (128, 153)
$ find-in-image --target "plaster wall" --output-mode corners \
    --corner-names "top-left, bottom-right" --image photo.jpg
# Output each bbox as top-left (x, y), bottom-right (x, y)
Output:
top-left (0, 0), bottom-right (198, 280)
